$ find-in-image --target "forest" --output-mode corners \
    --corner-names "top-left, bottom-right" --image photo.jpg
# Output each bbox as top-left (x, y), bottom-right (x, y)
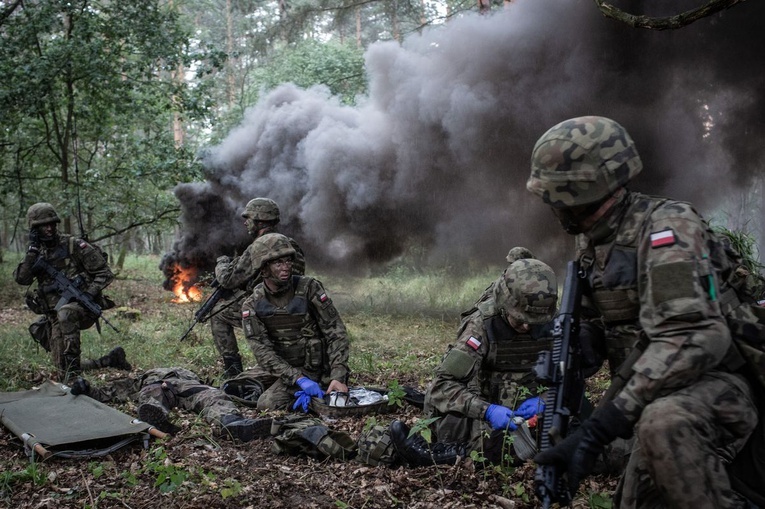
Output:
top-left (1, 0), bottom-right (764, 508)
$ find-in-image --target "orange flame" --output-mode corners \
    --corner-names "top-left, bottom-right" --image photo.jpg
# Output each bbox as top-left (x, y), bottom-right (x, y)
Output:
top-left (169, 264), bottom-right (203, 303)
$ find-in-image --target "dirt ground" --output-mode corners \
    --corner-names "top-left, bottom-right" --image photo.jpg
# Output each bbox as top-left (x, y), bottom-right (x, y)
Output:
top-left (0, 289), bottom-right (619, 509)
top-left (0, 374), bottom-right (618, 509)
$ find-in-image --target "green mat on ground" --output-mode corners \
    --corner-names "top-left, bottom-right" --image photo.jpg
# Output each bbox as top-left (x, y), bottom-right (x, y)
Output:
top-left (0, 381), bottom-right (153, 461)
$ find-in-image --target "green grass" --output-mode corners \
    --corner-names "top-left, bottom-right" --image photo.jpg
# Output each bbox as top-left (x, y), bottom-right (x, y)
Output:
top-left (0, 252), bottom-right (504, 391)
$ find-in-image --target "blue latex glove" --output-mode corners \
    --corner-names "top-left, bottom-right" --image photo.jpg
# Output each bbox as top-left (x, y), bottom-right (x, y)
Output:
top-left (292, 390), bottom-right (312, 413)
top-left (516, 396), bottom-right (545, 419)
top-left (296, 377), bottom-right (324, 399)
top-left (485, 404), bottom-right (517, 431)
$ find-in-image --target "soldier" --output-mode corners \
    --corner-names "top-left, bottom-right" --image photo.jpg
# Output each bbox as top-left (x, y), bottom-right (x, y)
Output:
top-left (527, 116), bottom-right (762, 507)
top-left (390, 258), bottom-right (559, 467)
top-left (68, 368), bottom-right (272, 442)
top-left (241, 233), bottom-right (350, 412)
top-left (13, 202), bottom-right (130, 383)
top-left (212, 198), bottom-right (305, 377)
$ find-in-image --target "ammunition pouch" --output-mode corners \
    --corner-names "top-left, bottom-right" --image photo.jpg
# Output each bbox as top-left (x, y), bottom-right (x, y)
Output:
top-left (28, 316), bottom-right (52, 352)
top-left (24, 288), bottom-right (46, 314)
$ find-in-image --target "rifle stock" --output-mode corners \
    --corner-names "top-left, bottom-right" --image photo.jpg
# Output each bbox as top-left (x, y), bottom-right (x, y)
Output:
top-left (534, 260), bottom-right (586, 507)
top-left (31, 256), bottom-right (119, 333)
top-left (179, 279), bottom-right (240, 342)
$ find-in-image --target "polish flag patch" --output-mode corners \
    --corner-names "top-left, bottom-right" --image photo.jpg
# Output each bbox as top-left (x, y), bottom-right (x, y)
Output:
top-left (242, 310), bottom-right (250, 318)
top-left (650, 229), bottom-right (676, 248)
top-left (466, 336), bottom-right (482, 350)
top-left (79, 241), bottom-right (89, 249)
top-left (319, 293), bottom-right (328, 302)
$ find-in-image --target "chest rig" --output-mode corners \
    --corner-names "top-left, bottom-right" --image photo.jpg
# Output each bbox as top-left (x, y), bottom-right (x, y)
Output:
top-left (39, 236), bottom-right (76, 294)
top-left (479, 302), bottom-right (552, 406)
top-left (254, 276), bottom-right (321, 369)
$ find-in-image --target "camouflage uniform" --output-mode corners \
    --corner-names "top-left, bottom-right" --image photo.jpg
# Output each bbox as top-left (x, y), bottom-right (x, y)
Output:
top-left (212, 234), bottom-right (304, 374)
top-left (14, 203), bottom-right (120, 382)
top-left (83, 367), bottom-right (242, 425)
top-left (390, 259), bottom-right (558, 467)
top-left (242, 274), bottom-right (350, 411)
top-left (424, 294), bottom-right (553, 452)
top-left (528, 116), bottom-right (760, 508)
top-left (210, 197), bottom-right (305, 377)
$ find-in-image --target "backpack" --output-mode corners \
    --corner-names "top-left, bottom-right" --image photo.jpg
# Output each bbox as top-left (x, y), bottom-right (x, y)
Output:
top-left (270, 415), bottom-right (357, 461)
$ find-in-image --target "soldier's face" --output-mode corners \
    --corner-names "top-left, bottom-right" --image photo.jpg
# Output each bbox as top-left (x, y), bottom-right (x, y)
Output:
top-left (266, 257), bottom-right (293, 281)
top-left (37, 223), bottom-right (57, 242)
top-left (506, 313), bottom-right (531, 333)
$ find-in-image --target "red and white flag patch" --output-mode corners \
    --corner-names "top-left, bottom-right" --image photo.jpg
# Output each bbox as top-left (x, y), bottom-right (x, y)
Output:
top-left (242, 310), bottom-right (250, 318)
top-left (319, 293), bottom-right (328, 303)
top-left (650, 229), bottom-right (676, 248)
top-left (79, 241), bottom-right (89, 249)
top-left (466, 336), bottom-right (482, 350)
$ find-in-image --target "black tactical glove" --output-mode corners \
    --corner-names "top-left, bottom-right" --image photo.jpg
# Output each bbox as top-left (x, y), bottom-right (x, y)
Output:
top-left (69, 377), bottom-right (91, 396)
top-left (534, 401), bottom-right (633, 497)
top-left (27, 230), bottom-right (41, 255)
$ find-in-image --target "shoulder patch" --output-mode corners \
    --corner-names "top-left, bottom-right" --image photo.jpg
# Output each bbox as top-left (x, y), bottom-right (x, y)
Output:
top-left (242, 309), bottom-right (251, 318)
top-left (319, 293), bottom-right (328, 303)
top-left (650, 229), bottom-right (676, 248)
top-left (79, 240), bottom-right (89, 249)
top-left (466, 336), bottom-right (482, 350)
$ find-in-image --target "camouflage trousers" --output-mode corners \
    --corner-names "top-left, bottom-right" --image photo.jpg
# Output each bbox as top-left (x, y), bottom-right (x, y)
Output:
top-left (87, 368), bottom-right (241, 425)
top-left (47, 302), bottom-right (96, 380)
top-left (210, 297), bottom-right (244, 358)
top-left (614, 371), bottom-right (757, 509)
top-left (257, 378), bottom-right (305, 412)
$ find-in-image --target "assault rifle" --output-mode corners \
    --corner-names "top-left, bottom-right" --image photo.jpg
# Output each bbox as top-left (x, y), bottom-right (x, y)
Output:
top-left (179, 279), bottom-right (242, 342)
top-left (533, 260), bottom-right (587, 508)
top-left (31, 256), bottom-right (119, 333)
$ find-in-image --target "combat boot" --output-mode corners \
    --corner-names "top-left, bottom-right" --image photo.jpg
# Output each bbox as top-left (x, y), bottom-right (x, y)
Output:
top-left (81, 346), bottom-right (132, 371)
top-left (222, 354), bottom-right (244, 377)
top-left (137, 401), bottom-right (179, 434)
top-left (389, 420), bottom-right (466, 467)
top-left (219, 414), bottom-right (273, 442)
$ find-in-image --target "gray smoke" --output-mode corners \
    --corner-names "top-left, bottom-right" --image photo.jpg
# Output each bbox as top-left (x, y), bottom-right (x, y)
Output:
top-left (168, 0), bottom-right (765, 276)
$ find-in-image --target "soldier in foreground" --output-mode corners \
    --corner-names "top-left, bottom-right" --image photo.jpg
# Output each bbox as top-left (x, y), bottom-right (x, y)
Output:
top-left (69, 367), bottom-right (272, 441)
top-left (390, 256), bottom-right (559, 466)
top-left (527, 116), bottom-right (763, 507)
top-left (241, 233), bottom-right (349, 412)
top-left (13, 202), bottom-right (130, 383)
top-left (211, 198), bottom-right (304, 377)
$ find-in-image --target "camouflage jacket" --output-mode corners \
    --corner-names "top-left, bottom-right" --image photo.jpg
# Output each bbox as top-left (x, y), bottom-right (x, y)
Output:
top-left (575, 191), bottom-right (736, 423)
top-left (14, 233), bottom-right (114, 309)
top-left (215, 235), bottom-right (305, 292)
top-left (241, 275), bottom-right (349, 386)
top-left (426, 297), bottom-right (553, 421)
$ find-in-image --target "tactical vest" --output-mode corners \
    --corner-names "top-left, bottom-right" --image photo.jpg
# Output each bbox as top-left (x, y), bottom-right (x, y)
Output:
top-left (479, 302), bottom-right (552, 406)
top-left (253, 276), bottom-right (322, 370)
top-left (580, 193), bottom-right (765, 388)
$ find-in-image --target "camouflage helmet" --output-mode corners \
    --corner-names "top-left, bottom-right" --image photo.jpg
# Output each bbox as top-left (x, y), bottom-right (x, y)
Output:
top-left (506, 246), bottom-right (534, 264)
top-left (526, 116), bottom-right (642, 208)
top-left (242, 197), bottom-right (280, 222)
top-left (26, 202), bottom-right (61, 228)
top-left (493, 259), bottom-right (557, 325)
top-left (251, 233), bottom-right (296, 270)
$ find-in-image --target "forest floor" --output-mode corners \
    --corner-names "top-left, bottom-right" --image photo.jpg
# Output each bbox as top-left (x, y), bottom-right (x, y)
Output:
top-left (0, 260), bottom-right (619, 509)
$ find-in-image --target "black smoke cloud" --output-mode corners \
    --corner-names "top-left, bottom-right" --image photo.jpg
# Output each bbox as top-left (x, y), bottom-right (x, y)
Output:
top-left (167, 0), bottom-right (765, 276)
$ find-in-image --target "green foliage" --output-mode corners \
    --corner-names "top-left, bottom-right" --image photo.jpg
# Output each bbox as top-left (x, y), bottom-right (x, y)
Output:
top-left (250, 39), bottom-right (366, 105)
top-left (385, 379), bottom-right (406, 408)
top-left (0, 0), bottom-right (204, 247)
top-left (588, 491), bottom-right (614, 509)
top-left (408, 416), bottom-right (440, 445)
